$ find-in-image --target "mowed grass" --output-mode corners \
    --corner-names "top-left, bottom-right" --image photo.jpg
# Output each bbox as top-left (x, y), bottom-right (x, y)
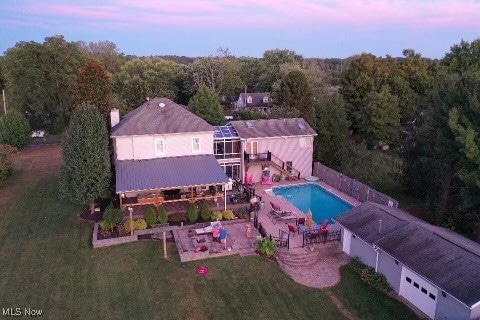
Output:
top-left (333, 266), bottom-right (421, 320)
top-left (0, 175), bottom-right (419, 320)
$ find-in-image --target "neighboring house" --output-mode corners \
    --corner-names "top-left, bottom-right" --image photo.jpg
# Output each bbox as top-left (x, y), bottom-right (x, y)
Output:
top-left (335, 202), bottom-right (480, 320)
top-left (226, 119), bottom-right (317, 183)
top-left (110, 98), bottom-right (229, 210)
top-left (235, 93), bottom-right (272, 113)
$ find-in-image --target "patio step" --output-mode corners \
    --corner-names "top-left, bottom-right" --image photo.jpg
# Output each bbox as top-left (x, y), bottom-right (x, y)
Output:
top-left (276, 248), bottom-right (319, 266)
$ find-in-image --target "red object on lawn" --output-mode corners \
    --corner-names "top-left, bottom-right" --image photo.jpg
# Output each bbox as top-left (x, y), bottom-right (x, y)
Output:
top-left (196, 266), bottom-right (209, 275)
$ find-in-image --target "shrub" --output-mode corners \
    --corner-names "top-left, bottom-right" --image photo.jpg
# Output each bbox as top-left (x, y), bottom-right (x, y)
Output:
top-left (257, 237), bottom-right (277, 256)
top-left (0, 110), bottom-right (31, 148)
top-left (350, 257), bottom-right (391, 292)
top-left (222, 210), bottom-right (235, 220)
top-left (103, 207), bottom-right (123, 228)
top-left (134, 219), bottom-right (147, 230)
top-left (157, 206), bottom-right (168, 224)
top-left (145, 206), bottom-right (156, 227)
top-left (169, 212), bottom-right (186, 223)
top-left (116, 224), bottom-right (127, 236)
top-left (0, 144), bottom-right (17, 183)
top-left (200, 201), bottom-right (211, 220)
top-left (211, 211), bottom-right (223, 221)
top-left (187, 203), bottom-right (198, 223)
top-left (123, 220), bottom-right (134, 233)
top-left (99, 220), bottom-right (114, 231)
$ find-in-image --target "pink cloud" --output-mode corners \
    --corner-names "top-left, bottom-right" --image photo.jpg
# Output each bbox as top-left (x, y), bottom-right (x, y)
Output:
top-left (8, 0), bottom-right (480, 30)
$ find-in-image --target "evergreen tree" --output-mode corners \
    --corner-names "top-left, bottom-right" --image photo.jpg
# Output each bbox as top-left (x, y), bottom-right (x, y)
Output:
top-left (189, 87), bottom-right (225, 125)
top-left (59, 105), bottom-right (111, 214)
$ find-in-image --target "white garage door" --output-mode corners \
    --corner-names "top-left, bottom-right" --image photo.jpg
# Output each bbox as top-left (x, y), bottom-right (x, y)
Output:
top-left (399, 266), bottom-right (438, 319)
top-left (342, 229), bottom-right (352, 254)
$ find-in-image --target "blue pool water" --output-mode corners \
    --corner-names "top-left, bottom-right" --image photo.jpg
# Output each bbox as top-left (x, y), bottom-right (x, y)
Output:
top-left (272, 184), bottom-right (353, 223)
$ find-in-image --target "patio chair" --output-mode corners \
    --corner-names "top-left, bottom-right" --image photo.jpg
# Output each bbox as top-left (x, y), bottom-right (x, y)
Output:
top-left (287, 224), bottom-right (297, 237)
top-left (271, 211), bottom-right (297, 225)
top-left (296, 217), bottom-right (305, 226)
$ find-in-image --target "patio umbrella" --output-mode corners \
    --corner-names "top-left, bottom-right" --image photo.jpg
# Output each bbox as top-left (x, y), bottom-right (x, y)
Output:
top-left (305, 210), bottom-right (314, 229)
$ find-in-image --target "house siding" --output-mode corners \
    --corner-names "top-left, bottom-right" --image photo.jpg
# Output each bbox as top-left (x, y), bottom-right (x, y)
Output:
top-left (244, 136), bottom-right (314, 182)
top-left (471, 302), bottom-right (480, 320)
top-left (377, 251), bottom-right (402, 292)
top-left (349, 234), bottom-right (377, 268)
top-left (114, 132), bottom-right (213, 160)
top-left (435, 294), bottom-right (471, 320)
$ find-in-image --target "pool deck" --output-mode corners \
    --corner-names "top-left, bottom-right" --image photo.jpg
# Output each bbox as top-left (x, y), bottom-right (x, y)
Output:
top-left (251, 179), bottom-right (361, 249)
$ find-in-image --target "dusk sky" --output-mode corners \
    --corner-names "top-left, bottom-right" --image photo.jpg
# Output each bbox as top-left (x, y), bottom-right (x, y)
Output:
top-left (2, 0), bottom-right (479, 59)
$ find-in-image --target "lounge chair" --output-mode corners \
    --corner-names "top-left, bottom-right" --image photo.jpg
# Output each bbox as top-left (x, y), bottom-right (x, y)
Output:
top-left (271, 211), bottom-right (297, 224)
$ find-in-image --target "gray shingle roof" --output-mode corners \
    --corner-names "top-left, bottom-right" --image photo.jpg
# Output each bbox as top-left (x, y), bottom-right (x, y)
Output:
top-left (335, 202), bottom-right (480, 307)
top-left (111, 98), bottom-right (214, 137)
top-left (229, 118), bottom-right (317, 139)
top-left (238, 93), bottom-right (272, 108)
top-left (115, 155), bottom-right (229, 193)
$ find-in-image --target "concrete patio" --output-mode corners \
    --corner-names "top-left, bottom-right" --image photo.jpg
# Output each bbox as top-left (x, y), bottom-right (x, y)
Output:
top-left (173, 219), bottom-right (260, 262)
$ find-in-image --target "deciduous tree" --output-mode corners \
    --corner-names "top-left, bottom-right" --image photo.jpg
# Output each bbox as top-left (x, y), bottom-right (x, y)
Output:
top-left (3, 36), bottom-right (85, 132)
top-left (114, 58), bottom-right (182, 108)
top-left (70, 60), bottom-right (112, 119)
top-left (272, 70), bottom-right (314, 126)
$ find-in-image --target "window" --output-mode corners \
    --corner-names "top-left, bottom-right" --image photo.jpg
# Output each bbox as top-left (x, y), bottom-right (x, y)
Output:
top-left (406, 277), bottom-right (412, 283)
top-left (429, 293), bottom-right (436, 300)
top-left (192, 137), bottom-right (200, 153)
top-left (221, 163), bottom-right (240, 180)
top-left (214, 140), bottom-right (240, 159)
top-left (421, 288), bottom-right (427, 294)
top-left (286, 161), bottom-right (293, 174)
top-left (247, 96), bottom-right (252, 103)
top-left (262, 96), bottom-right (269, 103)
top-left (413, 282), bottom-right (419, 289)
top-left (155, 139), bottom-right (165, 156)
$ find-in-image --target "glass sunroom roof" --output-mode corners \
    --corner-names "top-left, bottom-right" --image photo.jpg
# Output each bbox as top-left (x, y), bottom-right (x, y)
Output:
top-left (214, 126), bottom-right (239, 139)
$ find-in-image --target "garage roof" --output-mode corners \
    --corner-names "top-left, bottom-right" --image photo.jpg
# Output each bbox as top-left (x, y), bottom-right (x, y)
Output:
top-left (335, 202), bottom-right (480, 307)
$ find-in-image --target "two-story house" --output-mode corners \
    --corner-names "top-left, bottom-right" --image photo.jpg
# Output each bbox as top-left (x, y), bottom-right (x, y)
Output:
top-left (110, 98), bottom-right (229, 210)
top-left (234, 93), bottom-right (272, 114)
top-left (229, 119), bottom-right (317, 184)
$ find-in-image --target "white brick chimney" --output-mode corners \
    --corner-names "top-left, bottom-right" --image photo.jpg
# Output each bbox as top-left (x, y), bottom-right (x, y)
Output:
top-left (110, 108), bottom-right (120, 128)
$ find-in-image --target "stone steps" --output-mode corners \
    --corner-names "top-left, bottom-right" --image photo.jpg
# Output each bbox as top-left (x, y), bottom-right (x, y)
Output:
top-left (276, 247), bottom-right (319, 266)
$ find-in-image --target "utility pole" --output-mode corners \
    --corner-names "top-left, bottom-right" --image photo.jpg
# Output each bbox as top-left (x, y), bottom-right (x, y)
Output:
top-left (2, 90), bottom-right (6, 115)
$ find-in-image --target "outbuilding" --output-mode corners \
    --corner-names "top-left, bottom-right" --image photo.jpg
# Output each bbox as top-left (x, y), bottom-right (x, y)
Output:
top-left (335, 202), bottom-right (480, 320)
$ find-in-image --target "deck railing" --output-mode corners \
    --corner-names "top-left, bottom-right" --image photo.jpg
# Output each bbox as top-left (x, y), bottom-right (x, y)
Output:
top-left (302, 230), bottom-right (341, 247)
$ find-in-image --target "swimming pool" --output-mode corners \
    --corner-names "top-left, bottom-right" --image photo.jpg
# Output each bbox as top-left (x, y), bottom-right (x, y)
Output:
top-left (272, 183), bottom-right (353, 223)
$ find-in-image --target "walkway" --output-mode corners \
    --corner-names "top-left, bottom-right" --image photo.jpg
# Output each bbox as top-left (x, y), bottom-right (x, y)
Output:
top-left (277, 243), bottom-right (350, 288)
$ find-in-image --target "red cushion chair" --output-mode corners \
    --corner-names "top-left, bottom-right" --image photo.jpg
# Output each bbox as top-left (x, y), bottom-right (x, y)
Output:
top-left (287, 224), bottom-right (297, 236)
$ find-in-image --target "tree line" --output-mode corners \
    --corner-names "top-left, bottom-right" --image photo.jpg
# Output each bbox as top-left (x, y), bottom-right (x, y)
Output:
top-left (1, 35), bottom-right (479, 240)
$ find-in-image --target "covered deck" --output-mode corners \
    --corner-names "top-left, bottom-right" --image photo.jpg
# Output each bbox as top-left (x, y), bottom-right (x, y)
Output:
top-left (116, 154), bottom-right (230, 210)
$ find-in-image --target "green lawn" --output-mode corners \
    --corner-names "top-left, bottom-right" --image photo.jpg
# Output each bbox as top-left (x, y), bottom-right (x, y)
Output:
top-left (0, 177), bottom-right (419, 320)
